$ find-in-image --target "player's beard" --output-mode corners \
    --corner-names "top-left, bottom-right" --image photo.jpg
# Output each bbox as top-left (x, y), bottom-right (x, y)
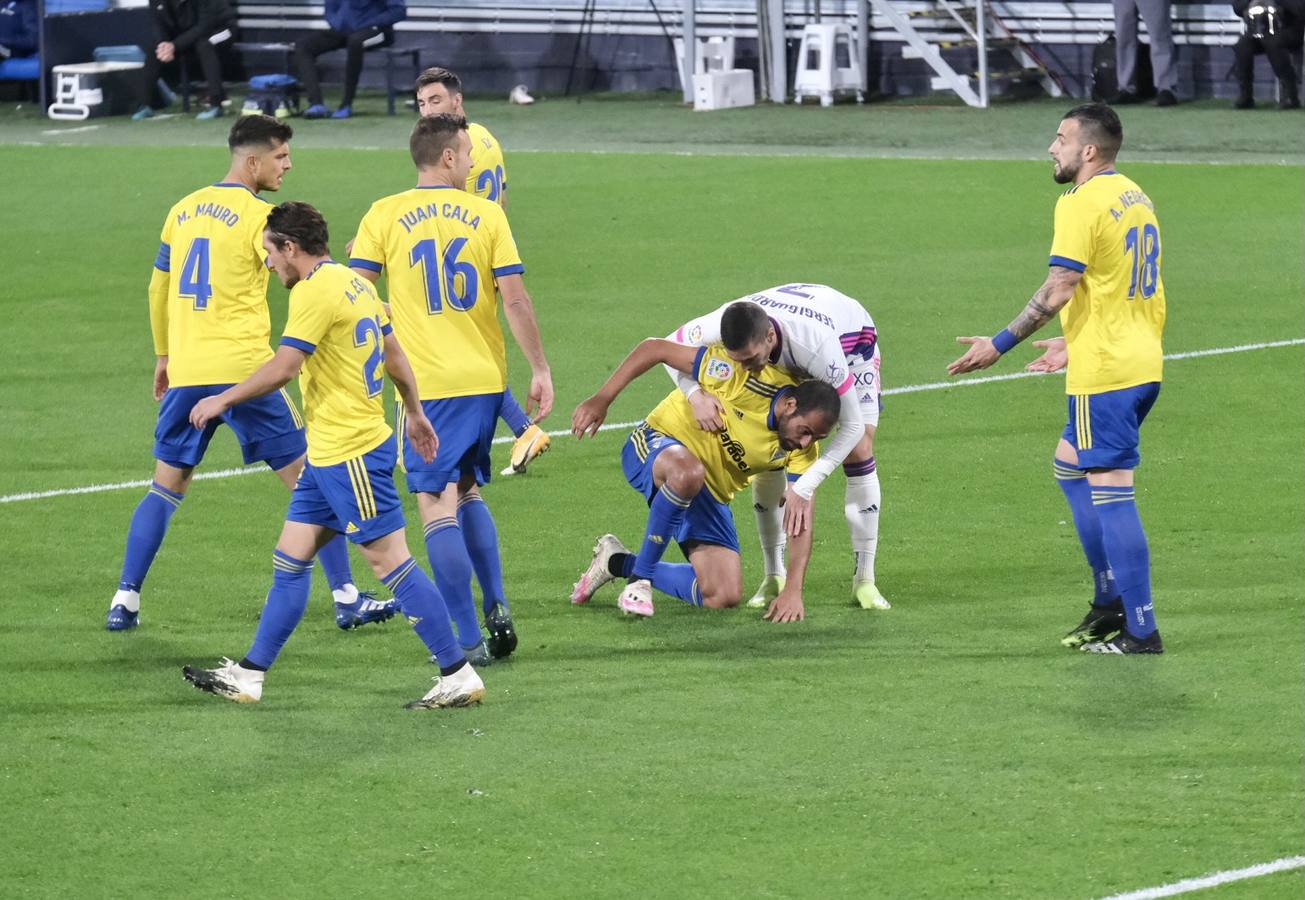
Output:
top-left (1052, 158), bottom-right (1078, 184)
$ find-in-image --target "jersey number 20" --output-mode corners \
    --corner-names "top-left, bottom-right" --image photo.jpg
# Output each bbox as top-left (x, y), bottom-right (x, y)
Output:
top-left (410, 237), bottom-right (479, 314)
top-left (1124, 224), bottom-right (1160, 300)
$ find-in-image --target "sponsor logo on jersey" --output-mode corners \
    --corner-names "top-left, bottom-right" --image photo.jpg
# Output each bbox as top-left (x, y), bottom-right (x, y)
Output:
top-left (859, 392), bottom-right (875, 404)
top-left (706, 358), bottom-right (733, 380)
top-left (346, 522), bottom-right (360, 533)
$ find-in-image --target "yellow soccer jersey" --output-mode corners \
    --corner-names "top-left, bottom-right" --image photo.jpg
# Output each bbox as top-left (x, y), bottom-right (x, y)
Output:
top-left (348, 185), bottom-right (524, 400)
top-left (150, 182), bottom-right (276, 387)
top-left (467, 122), bottom-right (507, 206)
top-left (279, 261), bottom-right (393, 466)
top-left (1049, 171), bottom-right (1166, 395)
top-left (644, 344), bottom-right (819, 503)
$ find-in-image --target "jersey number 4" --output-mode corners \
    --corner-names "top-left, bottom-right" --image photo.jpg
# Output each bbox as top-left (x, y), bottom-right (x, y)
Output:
top-left (410, 237), bottom-right (478, 314)
top-left (1124, 224), bottom-right (1160, 300)
top-left (179, 238), bottom-right (213, 311)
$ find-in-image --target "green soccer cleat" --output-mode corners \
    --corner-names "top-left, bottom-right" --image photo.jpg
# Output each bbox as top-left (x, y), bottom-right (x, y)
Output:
top-left (853, 580), bottom-right (891, 610)
top-left (1060, 600), bottom-right (1125, 648)
top-left (745, 574), bottom-right (785, 609)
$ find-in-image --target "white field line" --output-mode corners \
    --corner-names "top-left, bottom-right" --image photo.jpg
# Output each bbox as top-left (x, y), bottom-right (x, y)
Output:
top-left (1100, 854), bottom-right (1305, 899)
top-left (2, 336), bottom-right (1301, 506)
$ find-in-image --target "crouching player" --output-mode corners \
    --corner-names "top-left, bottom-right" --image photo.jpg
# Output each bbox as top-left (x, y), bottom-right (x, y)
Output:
top-left (570, 339), bottom-right (839, 622)
top-left (181, 201), bottom-right (484, 709)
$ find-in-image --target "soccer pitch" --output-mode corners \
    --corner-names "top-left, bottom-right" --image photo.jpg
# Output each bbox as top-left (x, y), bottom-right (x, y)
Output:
top-left (1, 97), bottom-right (1301, 898)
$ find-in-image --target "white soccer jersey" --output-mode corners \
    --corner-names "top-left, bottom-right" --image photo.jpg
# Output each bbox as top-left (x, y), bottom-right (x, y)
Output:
top-left (667, 283), bottom-right (880, 499)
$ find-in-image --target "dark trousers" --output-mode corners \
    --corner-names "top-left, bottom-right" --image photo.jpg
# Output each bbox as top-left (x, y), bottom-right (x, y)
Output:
top-left (295, 26), bottom-right (393, 107)
top-left (1233, 28), bottom-right (1303, 98)
top-left (138, 33), bottom-right (228, 107)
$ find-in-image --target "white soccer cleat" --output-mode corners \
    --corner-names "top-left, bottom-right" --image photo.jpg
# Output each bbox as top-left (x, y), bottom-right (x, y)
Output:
top-left (617, 578), bottom-right (655, 617)
top-left (182, 657), bottom-right (264, 703)
top-left (405, 663), bottom-right (486, 709)
top-left (508, 83), bottom-right (536, 105)
top-left (853, 580), bottom-right (891, 610)
top-left (745, 574), bottom-right (786, 609)
top-left (570, 533), bottom-right (628, 604)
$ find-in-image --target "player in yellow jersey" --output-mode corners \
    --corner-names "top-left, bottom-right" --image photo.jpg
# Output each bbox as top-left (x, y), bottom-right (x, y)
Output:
top-left (948, 103), bottom-right (1167, 655)
top-left (413, 65), bottom-right (553, 477)
top-left (570, 327), bottom-right (840, 623)
top-left (107, 116), bottom-right (391, 634)
top-left (181, 201), bottom-right (485, 709)
top-left (349, 113), bottom-right (553, 662)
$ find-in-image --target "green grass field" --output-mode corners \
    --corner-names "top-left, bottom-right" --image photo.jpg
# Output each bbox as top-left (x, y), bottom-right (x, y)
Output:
top-left (1, 97), bottom-right (1302, 898)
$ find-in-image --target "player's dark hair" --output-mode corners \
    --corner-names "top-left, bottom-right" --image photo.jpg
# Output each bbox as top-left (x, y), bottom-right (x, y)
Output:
top-left (265, 201), bottom-right (330, 256)
top-left (411, 114), bottom-right (469, 169)
top-left (1063, 103), bottom-right (1122, 161)
top-left (228, 114), bottom-right (293, 152)
top-left (414, 66), bottom-right (462, 97)
top-left (720, 301), bottom-right (771, 351)
top-left (791, 380), bottom-right (840, 425)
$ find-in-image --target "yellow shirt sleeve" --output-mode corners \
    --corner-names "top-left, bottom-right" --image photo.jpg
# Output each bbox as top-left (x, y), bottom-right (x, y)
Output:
top-left (487, 206), bottom-right (524, 277)
top-left (1049, 192), bottom-right (1091, 273)
top-left (348, 204), bottom-right (387, 275)
top-left (149, 213), bottom-right (174, 356)
top-left (281, 283), bottom-right (336, 352)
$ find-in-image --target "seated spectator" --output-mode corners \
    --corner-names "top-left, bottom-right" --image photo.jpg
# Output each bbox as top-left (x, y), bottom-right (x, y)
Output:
top-left (0, 0), bottom-right (38, 61)
top-left (1233, 0), bottom-right (1304, 107)
top-left (296, 0), bottom-right (406, 119)
top-left (132, 0), bottom-right (236, 121)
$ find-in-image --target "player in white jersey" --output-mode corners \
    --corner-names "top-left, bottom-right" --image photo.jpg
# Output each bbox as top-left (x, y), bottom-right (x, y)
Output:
top-left (668, 284), bottom-right (889, 611)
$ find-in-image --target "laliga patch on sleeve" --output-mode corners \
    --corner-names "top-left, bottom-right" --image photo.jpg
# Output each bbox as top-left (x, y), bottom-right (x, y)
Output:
top-left (706, 358), bottom-right (733, 380)
top-left (688, 325), bottom-right (703, 343)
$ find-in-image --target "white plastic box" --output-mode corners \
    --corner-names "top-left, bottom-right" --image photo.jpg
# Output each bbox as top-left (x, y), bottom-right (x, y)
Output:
top-left (693, 70), bottom-right (756, 111)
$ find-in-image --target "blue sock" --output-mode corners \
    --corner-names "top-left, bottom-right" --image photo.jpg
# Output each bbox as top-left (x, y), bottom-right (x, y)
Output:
top-left (118, 481), bottom-right (185, 592)
top-left (381, 557), bottom-right (465, 669)
top-left (650, 562), bottom-right (703, 606)
top-left (1054, 460), bottom-right (1117, 605)
top-left (632, 484), bottom-right (693, 579)
top-left (423, 517), bottom-right (482, 649)
top-left (316, 534), bottom-right (353, 593)
top-left (1092, 486), bottom-right (1156, 638)
top-left (608, 552), bottom-right (636, 579)
top-left (500, 388), bottom-right (532, 438)
top-left (242, 550), bottom-right (314, 669)
top-left (457, 495), bottom-right (506, 615)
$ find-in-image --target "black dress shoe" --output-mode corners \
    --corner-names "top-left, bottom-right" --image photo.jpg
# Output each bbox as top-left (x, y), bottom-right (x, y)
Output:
top-left (1109, 90), bottom-right (1141, 105)
top-left (1154, 89), bottom-right (1178, 107)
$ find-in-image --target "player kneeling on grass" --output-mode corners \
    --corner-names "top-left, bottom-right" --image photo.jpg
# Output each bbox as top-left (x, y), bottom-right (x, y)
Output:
top-left (570, 339), bottom-right (838, 622)
top-left (181, 201), bottom-right (483, 709)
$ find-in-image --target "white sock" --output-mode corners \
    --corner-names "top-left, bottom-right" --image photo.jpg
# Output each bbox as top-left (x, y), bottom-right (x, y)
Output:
top-left (111, 588), bottom-right (141, 613)
top-left (845, 471), bottom-right (881, 583)
top-left (752, 469), bottom-right (788, 578)
top-left (332, 584), bottom-right (359, 605)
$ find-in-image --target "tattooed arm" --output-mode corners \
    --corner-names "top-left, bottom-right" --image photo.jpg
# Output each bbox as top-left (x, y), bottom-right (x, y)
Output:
top-left (946, 266), bottom-right (1083, 376)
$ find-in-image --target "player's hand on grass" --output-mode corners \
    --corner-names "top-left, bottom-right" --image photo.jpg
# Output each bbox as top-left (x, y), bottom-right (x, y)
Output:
top-left (947, 336), bottom-right (1001, 375)
top-left (781, 488), bottom-right (812, 537)
top-left (528, 372), bottom-right (554, 422)
top-left (153, 356), bottom-right (170, 401)
top-left (571, 395), bottom-right (610, 439)
top-left (688, 390), bottom-right (726, 432)
top-left (406, 411), bottom-right (439, 463)
top-left (1025, 337), bottom-right (1068, 373)
top-left (764, 588), bottom-right (806, 623)
top-left (189, 397), bottom-right (228, 430)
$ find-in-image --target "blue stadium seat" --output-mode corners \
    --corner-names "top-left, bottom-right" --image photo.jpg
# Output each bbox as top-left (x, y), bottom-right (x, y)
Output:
top-left (0, 55), bottom-right (40, 81)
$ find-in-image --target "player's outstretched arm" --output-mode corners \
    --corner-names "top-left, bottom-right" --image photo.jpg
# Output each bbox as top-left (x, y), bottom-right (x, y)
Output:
top-left (765, 496), bottom-right (815, 624)
top-left (947, 266), bottom-right (1082, 376)
top-left (383, 332), bottom-right (439, 464)
top-left (1025, 337), bottom-right (1068, 373)
top-left (571, 338), bottom-right (700, 439)
top-left (497, 274), bottom-right (554, 421)
top-left (189, 347), bottom-right (307, 429)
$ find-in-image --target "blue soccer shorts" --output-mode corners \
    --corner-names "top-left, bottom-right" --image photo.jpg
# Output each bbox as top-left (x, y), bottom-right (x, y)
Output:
top-left (1061, 382), bottom-right (1161, 470)
top-left (286, 437), bottom-right (406, 544)
top-left (398, 393), bottom-right (502, 493)
top-left (154, 385), bottom-right (307, 471)
top-left (620, 423), bottom-right (741, 553)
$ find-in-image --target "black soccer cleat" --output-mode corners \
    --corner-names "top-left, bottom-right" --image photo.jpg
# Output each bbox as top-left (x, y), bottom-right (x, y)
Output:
top-left (1060, 600), bottom-right (1125, 648)
top-left (1081, 630), bottom-right (1164, 655)
top-left (484, 603), bottom-right (518, 659)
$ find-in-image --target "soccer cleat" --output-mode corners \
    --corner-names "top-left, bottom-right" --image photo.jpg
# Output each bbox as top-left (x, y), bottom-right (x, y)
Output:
top-left (617, 579), bottom-right (654, 617)
top-left (1081, 630), bottom-right (1164, 655)
top-left (303, 103), bottom-right (330, 119)
top-left (429, 639), bottom-right (494, 668)
top-left (745, 574), bottom-right (786, 609)
top-left (106, 605), bottom-right (139, 631)
top-left (182, 657), bottom-right (264, 703)
top-left (484, 603), bottom-right (518, 659)
top-left (570, 533), bottom-right (628, 604)
top-left (1060, 600), bottom-right (1125, 649)
top-left (195, 105), bottom-right (223, 121)
top-left (405, 664), bottom-right (485, 709)
top-left (273, 103), bottom-right (293, 120)
top-left (508, 83), bottom-right (536, 105)
top-left (507, 423), bottom-right (551, 475)
top-left (331, 105), bottom-right (352, 119)
top-left (238, 100), bottom-right (261, 117)
top-left (130, 105), bottom-right (155, 120)
top-left (853, 580), bottom-right (891, 610)
top-left (333, 590), bottom-right (398, 630)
